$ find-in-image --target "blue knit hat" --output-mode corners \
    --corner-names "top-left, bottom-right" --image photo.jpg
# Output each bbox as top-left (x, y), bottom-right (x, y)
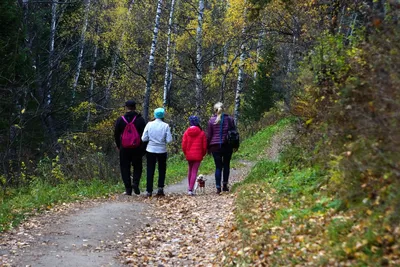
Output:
top-left (189, 116), bottom-right (200, 126)
top-left (154, 107), bottom-right (165, 119)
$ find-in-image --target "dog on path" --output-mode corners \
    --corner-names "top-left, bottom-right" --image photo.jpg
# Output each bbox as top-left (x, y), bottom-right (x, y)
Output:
top-left (194, 174), bottom-right (206, 194)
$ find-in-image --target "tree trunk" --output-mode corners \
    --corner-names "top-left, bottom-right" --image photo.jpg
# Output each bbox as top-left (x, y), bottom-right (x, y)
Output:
top-left (220, 42), bottom-right (229, 102)
top-left (87, 27), bottom-right (99, 127)
top-left (41, 0), bottom-right (58, 143)
top-left (195, 0), bottom-right (205, 115)
top-left (104, 0), bottom-right (135, 106)
top-left (234, 44), bottom-right (246, 126)
top-left (72, 0), bottom-right (91, 102)
top-left (253, 29), bottom-right (265, 82)
top-left (163, 0), bottom-right (177, 109)
top-left (143, 0), bottom-right (163, 122)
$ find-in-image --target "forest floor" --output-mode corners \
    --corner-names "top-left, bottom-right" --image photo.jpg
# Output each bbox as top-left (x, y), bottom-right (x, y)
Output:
top-left (0, 160), bottom-right (254, 267)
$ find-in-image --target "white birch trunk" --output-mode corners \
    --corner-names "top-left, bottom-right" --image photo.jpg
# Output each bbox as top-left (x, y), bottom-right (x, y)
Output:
top-left (163, 0), bottom-right (177, 109)
top-left (143, 0), bottom-right (163, 122)
top-left (104, 0), bottom-right (135, 106)
top-left (253, 29), bottom-right (265, 81)
top-left (210, 46), bottom-right (215, 71)
top-left (72, 0), bottom-right (91, 102)
top-left (220, 42), bottom-right (229, 102)
top-left (46, 1), bottom-right (57, 106)
top-left (234, 44), bottom-right (246, 126)
top-left (195, 0), bottom-right (205, 114)
top-left (87, 36), bottom-right (99, 125)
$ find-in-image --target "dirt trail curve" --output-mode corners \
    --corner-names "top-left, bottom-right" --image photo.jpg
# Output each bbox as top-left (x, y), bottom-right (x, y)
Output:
top-left (0, 160), bottom-right (254, 267)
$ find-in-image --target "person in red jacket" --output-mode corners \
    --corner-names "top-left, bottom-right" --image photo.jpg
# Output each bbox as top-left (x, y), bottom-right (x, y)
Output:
top-left (182, 116), bottom-right (207, 196)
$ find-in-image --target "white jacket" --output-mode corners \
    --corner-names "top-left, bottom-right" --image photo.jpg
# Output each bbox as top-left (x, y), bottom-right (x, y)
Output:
top-left (142, 119), bottom-right (173, 153)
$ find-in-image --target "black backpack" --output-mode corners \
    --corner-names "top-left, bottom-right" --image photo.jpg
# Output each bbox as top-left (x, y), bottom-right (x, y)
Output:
top-left (226, 117), bottom-right (240, 149)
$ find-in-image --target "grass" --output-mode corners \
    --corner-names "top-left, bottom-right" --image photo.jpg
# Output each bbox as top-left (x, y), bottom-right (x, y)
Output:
top-left (0, 141), bottom-right (217, 232)
top-left (0, 179), bottom-right (121, 232)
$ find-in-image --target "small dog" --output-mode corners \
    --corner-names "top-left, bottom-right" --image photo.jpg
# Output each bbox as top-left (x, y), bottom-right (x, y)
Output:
top-left (194, 174), bottom-right (207, 194)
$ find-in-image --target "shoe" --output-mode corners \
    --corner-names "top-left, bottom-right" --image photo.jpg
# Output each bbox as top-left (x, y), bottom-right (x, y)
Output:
top-left (156, 188), bottom-right (165, 196)
top-left (222, 184), bottom-right (229, 192)
top-left (123, 191), bottom-right (132, 196)
top-left (188, 190), bottom-right (194, 196)
top-left (133, 185), bottom-right (140, 195)
top-left (216, 188), bottom-right (222, 194)
top-left (146, 192), bottom-right (152, 198)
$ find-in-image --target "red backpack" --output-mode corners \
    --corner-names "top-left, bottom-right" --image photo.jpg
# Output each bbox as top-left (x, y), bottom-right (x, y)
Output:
top-left (121, 116), bottom-right (140, 148)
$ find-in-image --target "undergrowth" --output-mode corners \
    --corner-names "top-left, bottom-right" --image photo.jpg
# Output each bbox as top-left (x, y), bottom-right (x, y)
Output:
top-left (224, 120), bottom-right (400, 266)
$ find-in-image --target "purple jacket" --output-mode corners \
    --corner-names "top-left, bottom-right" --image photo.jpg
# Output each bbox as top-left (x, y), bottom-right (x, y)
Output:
top-left (207, 114), bottom-right (234, 147)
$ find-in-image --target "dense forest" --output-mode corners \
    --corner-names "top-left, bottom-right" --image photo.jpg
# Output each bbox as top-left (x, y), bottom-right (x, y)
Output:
top-left (1, 0), bottom-right (399, 265)
top-left (1, 0), bottom-right (399, 232)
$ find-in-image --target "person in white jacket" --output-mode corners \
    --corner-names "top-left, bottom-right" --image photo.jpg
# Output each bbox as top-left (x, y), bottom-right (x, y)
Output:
top-left (141, 107), bottom-right (173, 197)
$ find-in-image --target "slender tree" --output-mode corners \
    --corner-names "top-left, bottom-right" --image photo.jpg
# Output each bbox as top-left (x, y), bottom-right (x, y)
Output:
top-left (41, 0), bottom-right (58, 142)
top-left (195, 0), bottom-right (205, 114)
top-left (163, 0), bottom-right (177, 109)
top-left (220, 42), bottom-right (229, 102)
top-left (143, 0), bottom-right (164, 122)
top-left (72, 0), bottom-right (91, 102)
top-left (234, 43), bottom-right (246, 125)
top-left (87, 25), bottom-right (99, 126)
top-left (104, 0), bottom-right (135, 106)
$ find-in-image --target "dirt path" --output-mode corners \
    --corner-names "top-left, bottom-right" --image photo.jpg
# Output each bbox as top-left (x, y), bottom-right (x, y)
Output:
top-left (0, 161), bottom-right (253, 267)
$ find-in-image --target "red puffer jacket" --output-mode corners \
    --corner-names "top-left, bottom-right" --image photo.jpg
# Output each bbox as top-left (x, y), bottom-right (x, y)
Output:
top-left (182, 126), bottom-right (207, 161)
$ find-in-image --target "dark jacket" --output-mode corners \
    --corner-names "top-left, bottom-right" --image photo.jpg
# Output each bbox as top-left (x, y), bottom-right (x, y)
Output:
top-left (114, 111), bottom-right (146, 151)
top-left (207, 114), bottom-right (234, 148)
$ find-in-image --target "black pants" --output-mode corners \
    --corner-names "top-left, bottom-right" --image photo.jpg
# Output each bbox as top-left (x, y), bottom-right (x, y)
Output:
top-left (120, 148), bottom-right (143, 195)
top-left (146, 152), bottom-right (167, 193)
top-left (212, 146), bottom-right (233, 188)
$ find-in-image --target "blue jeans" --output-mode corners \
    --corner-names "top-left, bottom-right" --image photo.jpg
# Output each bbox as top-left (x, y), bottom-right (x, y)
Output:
top-left (212, 148), bottom-right (232, 188)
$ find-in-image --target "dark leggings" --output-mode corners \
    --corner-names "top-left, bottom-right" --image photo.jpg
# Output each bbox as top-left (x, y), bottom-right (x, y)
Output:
top-left (212, 149), bottom-right (232, 188)
top-left (146, 152), bottom-right (167, 193)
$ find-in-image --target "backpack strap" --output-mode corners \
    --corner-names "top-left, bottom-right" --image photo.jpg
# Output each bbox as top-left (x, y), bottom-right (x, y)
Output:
top-left (122, 115), bottom-right (136, 124)
top-left (219, 113), bottom-right (224, 148)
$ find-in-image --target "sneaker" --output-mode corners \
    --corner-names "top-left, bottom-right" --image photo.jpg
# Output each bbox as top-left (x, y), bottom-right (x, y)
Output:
top-left (156, 188), bottom-right (165, 197)
top-left (146, 192), bottom-right (152, 198)
top-left (123, 191), bottom-right (132, 196)
top-left (216, 188), bottom-right (222, 194)
top-left (222, 184), bottom-right (229, 192)
top-left (133, 185), bottom-right (140, 195)
top-left (188, 190), bottom-right (194, 196)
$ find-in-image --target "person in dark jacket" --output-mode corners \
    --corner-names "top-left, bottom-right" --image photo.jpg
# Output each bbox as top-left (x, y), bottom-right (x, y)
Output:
top-left (114, 100), bottom-right (146, 195)
top-left (182, 116), bottom-right (207, 196)
top-left (207, 102), bottom-right (234, 194)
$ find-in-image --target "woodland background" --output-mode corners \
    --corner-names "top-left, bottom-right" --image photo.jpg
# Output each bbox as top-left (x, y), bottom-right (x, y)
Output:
top-left (0, 0), bottom-right (399, 236)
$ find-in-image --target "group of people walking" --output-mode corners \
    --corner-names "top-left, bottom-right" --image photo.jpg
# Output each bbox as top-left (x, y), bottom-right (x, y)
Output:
top-left (114, 100), bottom-right (236, 197)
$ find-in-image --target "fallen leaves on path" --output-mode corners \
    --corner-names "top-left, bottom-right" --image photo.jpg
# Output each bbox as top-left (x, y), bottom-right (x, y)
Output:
top-left (119, 162), bottom-right (254, 266)
top-left (120, 193), bottom-right (235, 266)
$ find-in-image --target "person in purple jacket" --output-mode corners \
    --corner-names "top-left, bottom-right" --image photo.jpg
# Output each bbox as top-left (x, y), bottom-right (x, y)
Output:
top-left (207, 102), bottom-right (234, 194)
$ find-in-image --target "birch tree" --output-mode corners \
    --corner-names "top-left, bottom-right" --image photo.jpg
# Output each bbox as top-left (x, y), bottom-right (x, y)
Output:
top-left (143, 0), bottom-right (163, 122)
top-left (87, 25), bottom-right (99, 126)
top-left (163, 0), bottom-right (177, 109)
top-left (254, 29), bottom-right (265, 81)
top-left (72, 0), bottom-right (91, 102)
top-left (104, 0), bottom-right (135, 106)
top-left (195, 0), bottom-right (205, 114)
top-left (220, 42), bottom-right (229, 102)
top-left (41, 0), bottom-right (58, 142)
top-left (234, 43), bottom-right (246, 125)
